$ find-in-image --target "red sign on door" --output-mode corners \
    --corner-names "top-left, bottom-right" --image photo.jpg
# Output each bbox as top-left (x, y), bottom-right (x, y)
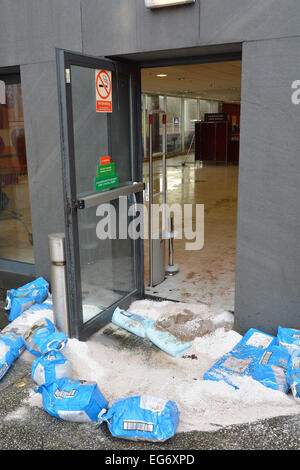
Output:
top-left (95, 69), bottom-right (112, 113)
top-left (100, 156), bottom-right (111, 165)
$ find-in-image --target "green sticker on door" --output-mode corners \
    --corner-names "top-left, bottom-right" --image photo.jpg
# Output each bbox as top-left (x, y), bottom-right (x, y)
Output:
top-left (95, 156), bottom-right (119, 191)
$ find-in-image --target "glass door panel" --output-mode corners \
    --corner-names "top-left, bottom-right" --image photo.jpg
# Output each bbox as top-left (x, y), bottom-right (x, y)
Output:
top-left (78, 195), bottom-right (136, 324)
top-left (57, 51), bottom-right (143, 339)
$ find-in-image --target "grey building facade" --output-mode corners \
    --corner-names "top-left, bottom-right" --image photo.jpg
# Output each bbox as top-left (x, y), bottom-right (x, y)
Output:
top-left (1, 0), bottom-right (300, 336)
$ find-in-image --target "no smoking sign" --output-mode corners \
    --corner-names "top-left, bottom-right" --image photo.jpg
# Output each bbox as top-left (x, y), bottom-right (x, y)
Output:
top-left (95, 69), bottom-right (112, 113)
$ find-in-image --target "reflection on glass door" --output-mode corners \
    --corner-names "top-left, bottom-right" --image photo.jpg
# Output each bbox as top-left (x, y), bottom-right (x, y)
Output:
top-left (0, 76), bottom-right (34, 266)
top-left (78, 196), bottom-right (136, 323)
top-left (166, 96), bottom-right (182, 154)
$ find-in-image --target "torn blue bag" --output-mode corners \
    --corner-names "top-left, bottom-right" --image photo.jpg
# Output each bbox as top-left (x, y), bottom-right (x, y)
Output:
top-left (250, 345), bottom-right (290, 393)
top-left (203, 344), bottom-right (259, 389)
top-left (103, 395), bottom-right (179, 442)
top-left (32, 350), bottom-right (72, 386)
top-left (146, 324), bottom-right (191, 357)
top-left (277, 326), bottom-right (300, 355)
top-left (0, 334), bottom-right (25, 381)
top-left (37, 377), bottom-right (108, 422)
top-left (5, 277), bottom-right (49, 322)
top-left (112, 307), bottom-right (155, 338)
top-left (24, 318), bottom-right (68, 357)
top-left (286, 350), bottom-right (300, 402)
top-left (204, 328), bottom-right (289, 392)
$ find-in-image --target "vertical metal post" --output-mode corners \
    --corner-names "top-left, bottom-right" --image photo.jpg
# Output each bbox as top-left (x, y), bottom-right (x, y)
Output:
top-left (162, 112), bottom-right (167, 236)
top-left (169, 217), bottom-right (174, 266)
top-left (148, 110), bottom-right (167, 287)
top-left (165, 216), bottom-right (179, 276)
top-left (48, 233), bottom-right (69, 336)
top-left (149, 113), bottom-right (153, 286)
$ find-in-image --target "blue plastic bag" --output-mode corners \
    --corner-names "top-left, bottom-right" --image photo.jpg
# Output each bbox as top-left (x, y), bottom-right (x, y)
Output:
top-left (37, 377), bottom-right (108, 423)
top-left (5, 277), bottom-right (49, 322)
top-left (146, 324), bottom-right (191, 357)
top-left (0, 299), bottom-right (54, 338)
top-left (250, 345), bottom-right (290, 393)
top-left (103, 395), bottom-right (179, 442)
top-left (203, 345), bottom-right (259, 389)
top-left (204, 328), bottom-right (289, 392)
top-left (26, 300), bottom-right (53, 313)
top-left (112, 307), bottom-right (155, 338)
top-left (286, 350), bottom-right (300, 402)
top-left (277, 326), bottom-right (300, 355)
top-left (235, 328), bottom-right (278, 351)
top-left (32, 350), bottom-right (72, 386)
top-left (24, 318), bottom-right (68, 357)
top-left (0, 334), bottom-right (25, 381)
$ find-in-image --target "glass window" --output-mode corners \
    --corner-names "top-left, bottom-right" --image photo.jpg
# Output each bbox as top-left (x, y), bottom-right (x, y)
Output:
top-left (210, 101), bottom-right (220, 114)
top-left (0, 76), bottom-right (34, 264)
top-left (199, 100), bottom-right (211, 121)
top-left (184, 98), bottom-right (197, 152)
top-left (166, 96), bottom-right (182, 155)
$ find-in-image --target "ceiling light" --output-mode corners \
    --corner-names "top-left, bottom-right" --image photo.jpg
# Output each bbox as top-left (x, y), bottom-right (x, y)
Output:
top-left (156, 73), bottom-right (167, 77)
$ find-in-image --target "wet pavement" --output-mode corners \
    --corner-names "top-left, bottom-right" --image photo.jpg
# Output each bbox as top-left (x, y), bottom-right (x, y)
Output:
top-left (0, 354), bottom-right (300, 451)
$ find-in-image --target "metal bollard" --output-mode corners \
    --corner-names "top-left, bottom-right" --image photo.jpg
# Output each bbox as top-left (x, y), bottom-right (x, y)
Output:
top-left (165, 216), bottom-right (179, 276)
top-left (48, 233), bottom-right (69, 336)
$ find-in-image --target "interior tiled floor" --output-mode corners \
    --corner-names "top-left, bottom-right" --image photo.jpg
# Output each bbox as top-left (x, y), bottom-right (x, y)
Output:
top-left (143, 154), bottom-right (239, 312)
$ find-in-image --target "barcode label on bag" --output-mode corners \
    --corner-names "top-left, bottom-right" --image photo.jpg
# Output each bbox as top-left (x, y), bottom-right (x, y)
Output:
top-left (260, 351), bottom-right (273, 365)
top-left (123, 420), bottom-right (154, 433)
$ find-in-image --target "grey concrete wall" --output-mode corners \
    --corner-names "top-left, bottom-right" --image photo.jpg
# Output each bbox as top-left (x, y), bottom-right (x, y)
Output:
top-left (81, 0), bottom-right (200, 57)
top-left (80, 0), bottom-right (300, 57)
top-left (199, 0), bottom-right (300, 45)
top-left (234, 37), bottom-right (300, 335)
top-left (0, 0), bottom-right (82, 66)
top-left (20, 61), bottom-right (66, 280)
top-left (0, 0), bottom-right (83, 281)
top-left (2, 0), bottom-right (300, 62)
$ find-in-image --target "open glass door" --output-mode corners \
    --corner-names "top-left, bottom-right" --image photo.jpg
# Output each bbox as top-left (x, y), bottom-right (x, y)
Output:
top-left (56, 50), bottom-right (144, 340)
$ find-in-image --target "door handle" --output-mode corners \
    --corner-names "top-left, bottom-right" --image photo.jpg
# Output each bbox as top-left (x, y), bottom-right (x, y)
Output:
top-left (73, 182), bottom-right (145, 210)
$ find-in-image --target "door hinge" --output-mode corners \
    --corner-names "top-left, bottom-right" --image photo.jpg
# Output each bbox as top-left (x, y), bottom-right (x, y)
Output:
top-left (67, 197), bottom-right (85, 212)
top-left (72, 199), bottom-right (85, 210)
top-left (65, 68), bottom-right (71, 84)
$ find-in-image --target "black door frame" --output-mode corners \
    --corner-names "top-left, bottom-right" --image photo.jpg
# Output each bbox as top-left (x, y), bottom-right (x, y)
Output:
top-left (56, 49), bottom-right (144, 340)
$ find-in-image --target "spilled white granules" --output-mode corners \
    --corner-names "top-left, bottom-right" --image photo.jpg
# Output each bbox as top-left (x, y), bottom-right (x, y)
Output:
top-left (63, 338), bottom-right (106, 385)
top-left (24, 300), bottom-right (300, 432)
top-left (189, 327), bottom-right (242, 360)
top-left (128, 299), bottom-right (234, 342)
top-left (4, 406), bottom-right (29, 422)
